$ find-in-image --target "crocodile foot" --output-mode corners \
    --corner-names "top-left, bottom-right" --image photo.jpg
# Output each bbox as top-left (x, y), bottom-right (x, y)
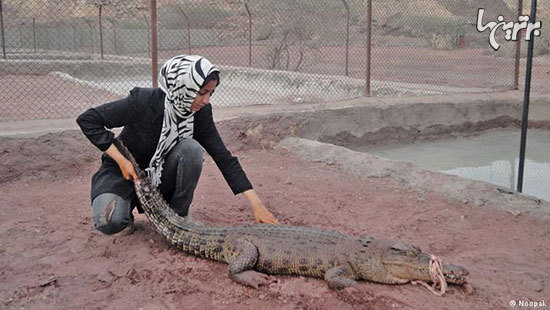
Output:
top-left (231, 270), bottom-right (273, 289)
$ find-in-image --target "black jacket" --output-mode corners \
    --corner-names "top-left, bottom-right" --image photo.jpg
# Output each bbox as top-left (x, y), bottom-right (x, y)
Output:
top-left (77, 87), bottom-right (252, 203)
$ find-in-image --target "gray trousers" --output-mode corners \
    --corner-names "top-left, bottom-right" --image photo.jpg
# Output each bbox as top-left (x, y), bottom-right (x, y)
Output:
top-left (92, 138), bottom-right (204, 235)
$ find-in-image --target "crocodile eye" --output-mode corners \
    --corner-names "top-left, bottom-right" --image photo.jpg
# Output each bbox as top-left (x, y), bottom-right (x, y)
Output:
top-left (406, 250), bottom-right (418, 257)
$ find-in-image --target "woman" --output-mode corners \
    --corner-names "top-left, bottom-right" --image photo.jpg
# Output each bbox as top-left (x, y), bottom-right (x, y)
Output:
top-left (77, 55), bottom-right (278, 235)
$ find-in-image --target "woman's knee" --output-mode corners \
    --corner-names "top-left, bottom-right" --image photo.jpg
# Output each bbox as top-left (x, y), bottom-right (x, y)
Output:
top-left (174, 139), bottom-right (204, 166)
top-left (91, 193), bottom-right (132, 235)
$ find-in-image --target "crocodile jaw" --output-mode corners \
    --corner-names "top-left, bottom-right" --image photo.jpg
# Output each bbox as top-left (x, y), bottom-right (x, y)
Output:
top-left (381, 244), bottom-right (469, 285)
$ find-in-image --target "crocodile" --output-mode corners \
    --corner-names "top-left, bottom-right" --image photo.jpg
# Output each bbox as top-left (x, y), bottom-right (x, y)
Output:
top-left (113, 139), bottom-right (469, 291)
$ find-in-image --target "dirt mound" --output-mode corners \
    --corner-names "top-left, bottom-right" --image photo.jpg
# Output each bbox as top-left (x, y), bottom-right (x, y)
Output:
top-left (0, 130), bottom-right (99, 184)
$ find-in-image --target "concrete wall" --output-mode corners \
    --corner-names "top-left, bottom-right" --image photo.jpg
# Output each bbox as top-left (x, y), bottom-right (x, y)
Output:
top-left (2, 26), bottom-right (221, 54)
top-left (0, 58), bottom-right (367, 103)
top-left (215, 91), bottom-right (536, 149)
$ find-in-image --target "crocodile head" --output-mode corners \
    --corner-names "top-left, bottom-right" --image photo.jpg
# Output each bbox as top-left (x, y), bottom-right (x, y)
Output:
top-left (380, 241), bottom-right (469, 285)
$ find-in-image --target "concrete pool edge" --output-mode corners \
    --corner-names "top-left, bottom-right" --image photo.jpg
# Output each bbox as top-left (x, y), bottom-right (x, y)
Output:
top-left (278, 137), bottom-right (550, 220)
top-left (1, 91), bottom-right (548, 218)
top-left (213, 90), bottom-right (550, 219)
top-left (1, 90), bottom-right (549, 138)
top-left (217, 90), bottom-right (550, 150)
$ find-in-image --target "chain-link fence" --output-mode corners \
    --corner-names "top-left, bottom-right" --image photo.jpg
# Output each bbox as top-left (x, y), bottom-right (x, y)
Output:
top-left (0, 0), bottom-right (548, 121)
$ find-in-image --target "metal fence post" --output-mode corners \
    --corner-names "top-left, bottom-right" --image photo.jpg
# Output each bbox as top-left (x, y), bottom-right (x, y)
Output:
top-left (244, 1), bottom-right (252, 67)
top-left (342, 0), bottom-right (350, 76)
top-left (517, 0), bottom-right (538, 193)
top-left (514, 0), bottom-right (523, 90)
top-left (18, 22), bottom-right (24, 51)
top-left (176, 5), bottom-right (191, 55)
top-left (72, 21), bottom-right (77, 51)
top-left (33, 18), bottom-right (37, 53)
top-left (99, 4), bottom-right (104, 59)
top-left (151, 0), bottom-right (158, 88)
top-left (86, 19), bottom-right (94, 53)
top-left (0, 0), bottom-right (6, 59)
top-left (365, 0), bottom-right (372, 96)
top-left (142, 13), bottom-right (150, 57)
top-left (46, 26), bottom-right (51, 50)
top-left (109, 19), bottom-right (117, 55)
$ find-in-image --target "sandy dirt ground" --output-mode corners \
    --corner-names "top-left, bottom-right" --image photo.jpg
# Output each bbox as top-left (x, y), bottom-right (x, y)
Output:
top-left (0, 128), bottom-right (548, 310)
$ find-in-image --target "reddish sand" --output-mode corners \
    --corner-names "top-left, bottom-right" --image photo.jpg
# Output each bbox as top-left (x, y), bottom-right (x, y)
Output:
top-left (0, 130), bottom-right (548, 309)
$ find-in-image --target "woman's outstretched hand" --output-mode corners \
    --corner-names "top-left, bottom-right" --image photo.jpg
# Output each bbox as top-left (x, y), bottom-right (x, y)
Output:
top-left (252, 203), bottom-right (279, 224)
top-left (242, 189), bottom-right (279, 224)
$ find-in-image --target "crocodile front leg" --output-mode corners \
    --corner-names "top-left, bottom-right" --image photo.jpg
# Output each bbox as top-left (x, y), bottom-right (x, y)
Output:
top-left (324, 265), bottom-right (359, 289)
top-left (227, 238), bottom-right (271, 288)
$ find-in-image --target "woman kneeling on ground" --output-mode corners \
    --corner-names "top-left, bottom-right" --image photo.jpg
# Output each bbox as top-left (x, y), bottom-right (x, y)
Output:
top-left (77, 55), bottom-right (278, 235)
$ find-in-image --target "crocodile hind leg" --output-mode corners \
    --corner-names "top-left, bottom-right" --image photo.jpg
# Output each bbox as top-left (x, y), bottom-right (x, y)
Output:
top-left (324, 265), bottom-right (359, 289)
top-left (227, 238), bottom-right (271, 288)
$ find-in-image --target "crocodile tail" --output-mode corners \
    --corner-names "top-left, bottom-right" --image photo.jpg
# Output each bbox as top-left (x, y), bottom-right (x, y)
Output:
top-left (112, 138), bottom-right (204, 248)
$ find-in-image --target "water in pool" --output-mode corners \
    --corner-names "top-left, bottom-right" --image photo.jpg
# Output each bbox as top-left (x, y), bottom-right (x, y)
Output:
top-left (371, 129), bottom-right (550, 201)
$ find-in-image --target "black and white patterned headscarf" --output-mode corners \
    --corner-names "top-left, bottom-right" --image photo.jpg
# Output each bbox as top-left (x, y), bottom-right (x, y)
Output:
top-left (146, 55), bottom-right (219, 186)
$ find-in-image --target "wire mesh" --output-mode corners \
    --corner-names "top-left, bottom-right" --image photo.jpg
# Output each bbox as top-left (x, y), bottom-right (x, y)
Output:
top-left (369, 0), bottom-right (522, 95)
top-left (0, 0), bottom-right (152, 121)
top-left (0, 0), bottom-right (546, 121)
